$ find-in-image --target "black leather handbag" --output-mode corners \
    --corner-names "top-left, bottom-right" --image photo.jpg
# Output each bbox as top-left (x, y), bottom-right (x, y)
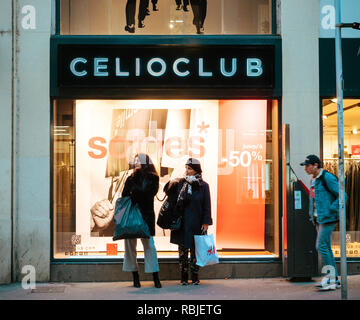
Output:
top-left (156, 196), bottom-right (182, 230)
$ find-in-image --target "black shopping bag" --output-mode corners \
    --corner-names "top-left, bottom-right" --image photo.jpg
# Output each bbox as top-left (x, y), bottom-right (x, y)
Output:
top-left (157, 196), bottom-right (182, 230)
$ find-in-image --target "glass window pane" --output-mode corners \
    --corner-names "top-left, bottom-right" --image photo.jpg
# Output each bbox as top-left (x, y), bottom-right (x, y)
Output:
top-left (53, 100), bottom-right (77, 257)
top-left (60, 0), bottom-right (272, 35)
top-left (322, 98), bottom-right (360, 258)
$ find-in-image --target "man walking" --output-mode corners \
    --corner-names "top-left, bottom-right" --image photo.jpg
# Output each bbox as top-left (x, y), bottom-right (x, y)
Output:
top-left (300, 154), bottom-right (343, 291)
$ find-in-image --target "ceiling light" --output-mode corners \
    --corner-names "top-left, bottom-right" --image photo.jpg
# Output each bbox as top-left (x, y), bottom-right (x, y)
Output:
top-left (331, 98), bottom-right (337, 103)
top-left (352, 128), bottom-right (358, 134)
top-left (323, 115), bottom-right (328, 119)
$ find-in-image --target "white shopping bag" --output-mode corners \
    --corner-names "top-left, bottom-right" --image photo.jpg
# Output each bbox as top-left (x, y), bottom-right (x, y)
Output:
top-left (194, 234), bottom-right (219, 267)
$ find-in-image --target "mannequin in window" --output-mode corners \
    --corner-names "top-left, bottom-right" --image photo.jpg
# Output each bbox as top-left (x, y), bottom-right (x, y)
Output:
top-left (190, 0), bottom-right (207, 34)
top-left (144, 0), bottom-right (159, 15)
top-left (175, 0), bottom-right (189, 12)
top-left (125, 0), bottom-right (149, 33)
top-left (151, 0), bottom-right (159, 11)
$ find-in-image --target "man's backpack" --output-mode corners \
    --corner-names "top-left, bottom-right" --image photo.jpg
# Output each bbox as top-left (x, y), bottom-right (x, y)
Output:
top-left (318, 170), bottom-right (338, 198)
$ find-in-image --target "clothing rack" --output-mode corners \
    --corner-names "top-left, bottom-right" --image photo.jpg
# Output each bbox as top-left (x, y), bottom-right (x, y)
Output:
top-left (323, 159), bottom-right (360, 235)
top-left (324, 158), bottom-right (360, 161)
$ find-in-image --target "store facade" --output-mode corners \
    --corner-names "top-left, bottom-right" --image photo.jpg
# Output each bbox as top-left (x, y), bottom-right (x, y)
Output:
top-left (49, 0), bottom-right (283, 281)
top-left (319, 0), bottom-right (360, 262)
top-left (5, 0), bottom-right (359, 284)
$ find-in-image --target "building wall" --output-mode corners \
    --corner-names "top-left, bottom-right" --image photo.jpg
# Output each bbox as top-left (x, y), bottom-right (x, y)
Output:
top-left (0, 0), bottom-right (52, 284)
top-left (281, 0), bottom-right (320, 187)
top-left (0, 0), bottom-right (13, 284)
top-left (16, 0), bottom-right (51, 282)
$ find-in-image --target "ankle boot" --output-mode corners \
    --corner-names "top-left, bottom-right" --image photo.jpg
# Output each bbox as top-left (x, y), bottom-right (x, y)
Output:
top-left (132, 271), bottom-right (141, 288)
top-left (124, 25), bottom-right (135, 33)
top-left (180, 271), bottom-right (188, 285)
top-left (153, 272), bottom-right (162, 288)
top-left (191, 273), bottom-right (200, 285)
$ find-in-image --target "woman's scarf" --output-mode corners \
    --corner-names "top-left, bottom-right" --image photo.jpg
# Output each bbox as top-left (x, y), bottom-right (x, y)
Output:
top-left (175, 174), bottom-right (202, 214)
top-left (183, 173), bottom-right (202, 195)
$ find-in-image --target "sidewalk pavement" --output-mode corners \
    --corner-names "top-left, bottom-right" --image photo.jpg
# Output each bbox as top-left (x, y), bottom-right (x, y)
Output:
top-left (1, 275), bottom-right (360, 300)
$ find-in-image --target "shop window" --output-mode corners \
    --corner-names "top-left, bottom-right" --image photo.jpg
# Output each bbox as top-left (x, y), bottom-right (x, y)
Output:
top-left (59, 0), bottom-right (273, 35)
top-left (322, 98), bottom-right (360, 258)
top-left (52, 99), bottom-right (279, 259)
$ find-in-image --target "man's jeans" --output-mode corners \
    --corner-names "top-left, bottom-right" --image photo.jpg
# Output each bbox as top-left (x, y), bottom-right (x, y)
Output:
top-left (316, 222), bottom-right (338, 278)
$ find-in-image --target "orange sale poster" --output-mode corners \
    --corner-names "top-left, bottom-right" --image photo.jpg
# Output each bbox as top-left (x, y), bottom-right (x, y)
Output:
top-left (216, 100), bottom-right (267, 250)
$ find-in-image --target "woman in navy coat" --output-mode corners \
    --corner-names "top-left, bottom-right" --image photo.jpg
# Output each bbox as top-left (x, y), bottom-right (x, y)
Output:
top-left (168, 158), bottom-right (212, 285)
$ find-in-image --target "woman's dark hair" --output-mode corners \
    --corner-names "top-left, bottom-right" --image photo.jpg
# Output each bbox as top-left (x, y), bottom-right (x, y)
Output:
top-left (132, 153), bottom-right (158, 176)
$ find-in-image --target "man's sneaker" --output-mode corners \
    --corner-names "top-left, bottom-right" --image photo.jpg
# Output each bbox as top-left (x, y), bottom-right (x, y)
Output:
top-left (314, 276), bottom-right (328, 288)
top-left (336, 280), bottom-right (341, 289)
top-left (315, 276), bottom-right (336, 291)
top-left (317, 282), bottom-right (336, 290)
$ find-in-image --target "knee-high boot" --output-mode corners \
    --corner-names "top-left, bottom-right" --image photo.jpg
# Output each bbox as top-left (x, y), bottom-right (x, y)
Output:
top-left (153, 272), bottom-right (162, 288)
top-left (132, 271), bottom-right (141, 288)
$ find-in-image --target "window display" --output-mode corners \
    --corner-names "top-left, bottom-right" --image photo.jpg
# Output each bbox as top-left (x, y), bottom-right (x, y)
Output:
top-left (59, 0), bottom-right (272, 35)
top-left (53, 99), bottom-right (279, 259)
top-left (322, 98), bottom-right (360, 258)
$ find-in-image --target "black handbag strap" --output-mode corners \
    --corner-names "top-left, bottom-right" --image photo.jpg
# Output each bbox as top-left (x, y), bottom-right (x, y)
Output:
top-left (156, 194), bottom-right (167, 202)
top-left (109, 170), bottom-right (130, 203)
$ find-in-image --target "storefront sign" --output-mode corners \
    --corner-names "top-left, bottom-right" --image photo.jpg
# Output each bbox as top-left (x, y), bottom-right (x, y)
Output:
top-left (57, 44), bottom-right (274, 89)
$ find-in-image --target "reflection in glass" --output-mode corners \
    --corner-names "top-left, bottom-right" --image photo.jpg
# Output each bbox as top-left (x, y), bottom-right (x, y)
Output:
top-left (53, 100), bottom-right (77, 257)
top-left (60, 0), bottom-right (272, 35)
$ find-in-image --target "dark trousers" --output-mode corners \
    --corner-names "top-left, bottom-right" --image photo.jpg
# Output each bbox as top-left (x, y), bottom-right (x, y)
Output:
top-left (190, 0), bottom-right (207, 27)
top-left (179, 245), bottom-right (199, 274)
top-left (138, 0), bottom-right (148, 21)
top-left (125, 0), bottom-right (148, 25)
top-left (146, 0), bottom-right (158, 6)
top-left (176, 0), bottom-right (189, 6)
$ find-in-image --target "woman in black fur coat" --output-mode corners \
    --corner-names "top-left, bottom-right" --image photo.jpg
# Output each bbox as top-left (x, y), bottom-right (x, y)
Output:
top-left (121, 153), bottom-right (162, 288)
